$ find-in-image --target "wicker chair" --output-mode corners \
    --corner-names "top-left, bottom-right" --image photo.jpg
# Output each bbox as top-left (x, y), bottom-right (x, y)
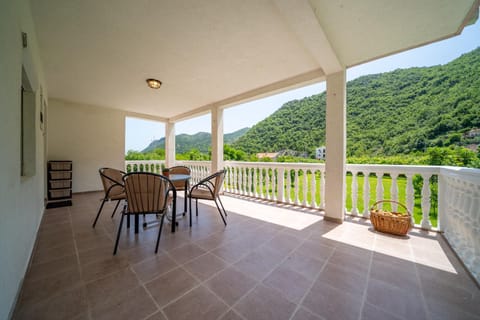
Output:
top-left (188, 170), bottom-right (227, 227)
top-left (113, 172), bottom-right (175, 254)
top-left (167, 165), bottom-right (191, 214)
top-left (92, 168), bottom-right (126, 228)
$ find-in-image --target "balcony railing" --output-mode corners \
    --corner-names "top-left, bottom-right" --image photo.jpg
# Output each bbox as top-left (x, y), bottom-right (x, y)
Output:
top-left (125, 159), bottom-right (480, 283)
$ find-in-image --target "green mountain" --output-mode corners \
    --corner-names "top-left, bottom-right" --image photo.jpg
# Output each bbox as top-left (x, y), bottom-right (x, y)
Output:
top-left (233, 47), bottom-right (480, 156)
top-left (142, 127), bottom-right (250, 154)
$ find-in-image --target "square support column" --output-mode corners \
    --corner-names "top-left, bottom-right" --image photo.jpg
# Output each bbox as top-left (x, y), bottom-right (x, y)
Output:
top-left (324, 70), bottom-right (346, 223)
top-left (211, 108), bottom-right (224, 172)
top-left (165, 122), bottom-right (175, 168)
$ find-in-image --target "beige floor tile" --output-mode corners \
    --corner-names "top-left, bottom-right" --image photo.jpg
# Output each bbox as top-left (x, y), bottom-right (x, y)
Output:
top-left (14, 285), bottom-right (88, 320)
top-left (183, 252), bottom-right (228, 281)
top-left (90, 285), bottom-right (158, 320)
top-left (360, 302), bottom-right (403, 320)
top-left (234, 245), bottom-right (285, 281)
top-left (168, 243), bottom-right (207, 264)
top-left (302, 282), bottom-right (362, 320)
top-left (291, 307), bottom-right (323, 320)
top-left (81, 255), bottom-right (130, 282)
top-left (85, 268), bottom-right (140, 310)
top-left (218, 309), bottom-right (245, 320)
top-left (263, 264), bottom-right (312, 303)
top-left (163, 285), bottom-right (229, 320)
top-left (366, 278), bottom-right (427, 320)
top-left (206, 266), bottom-right (258, 306)
top-left (145, 267), bottom-right (199, 307)
top-left (132, 253), bottom-right (178, 283)
top-left (235, 284), bottom-right (297, 320)
top-left (279, 251), bottom-right (326, 281)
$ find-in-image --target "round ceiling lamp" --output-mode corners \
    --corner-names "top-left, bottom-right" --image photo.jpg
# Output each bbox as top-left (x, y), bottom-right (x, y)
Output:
top-left (146, 78), bottom-right (162, 89)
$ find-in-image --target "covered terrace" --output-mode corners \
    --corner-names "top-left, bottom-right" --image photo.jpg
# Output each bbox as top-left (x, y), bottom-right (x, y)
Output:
top-left (1, 0), bottom-right (479, 319)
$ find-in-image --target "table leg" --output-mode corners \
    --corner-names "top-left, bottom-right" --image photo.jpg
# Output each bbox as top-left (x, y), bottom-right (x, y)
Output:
top-left (171, 190), bottom-right (177, 233)
top-left (135, 213), bottom-right (139, 233)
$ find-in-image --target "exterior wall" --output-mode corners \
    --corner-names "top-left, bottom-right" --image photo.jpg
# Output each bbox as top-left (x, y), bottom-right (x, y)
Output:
top-left (48, 99), bottom-right (126, 192)
top-left (0, 0), bottom-right (48, 318)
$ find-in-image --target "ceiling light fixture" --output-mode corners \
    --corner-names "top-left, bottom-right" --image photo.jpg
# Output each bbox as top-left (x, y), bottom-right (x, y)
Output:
top-left (146, 78), bottom-right (162, 89)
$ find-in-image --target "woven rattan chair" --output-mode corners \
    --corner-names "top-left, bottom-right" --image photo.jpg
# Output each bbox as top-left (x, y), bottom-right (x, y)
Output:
top-left (167, 165), bottom-right (191, 213)
top-left (188, 170), bottom-right (227, 227)
top-left (113, 172), bottom-right (175, 255)
top-left (92, 168), bottom-right (126, 228)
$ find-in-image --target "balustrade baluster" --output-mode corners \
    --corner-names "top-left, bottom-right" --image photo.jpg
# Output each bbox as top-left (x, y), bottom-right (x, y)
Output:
top-left (302, 170), bottom-right (308, 206)
top-left (294, 169), bottom-right (300, 205)
top-left (421, 174), bottom-right (432, 229)
top-left (351, 171), bottom-right (358, 216)
top-left (363, 171), bottom-right (370, 217)
top-left (390, 173), bottom-right (399, 211)
top-left (264, 168), bottom-right (270, 200)
top-left (310, 170), bottom-right (316, 208)
top-left (376, 172), bottom-right (384, 208)
top-left (277, 168), bottom-right (284, 202)
top-left (406, 174), bottom-right (414, 225)
top-left (272, 169), bottom-right (277, 201)
top-left (258, 167), bottom-right (263, 198)
top-left (286, 169), bottom-right (292, 204)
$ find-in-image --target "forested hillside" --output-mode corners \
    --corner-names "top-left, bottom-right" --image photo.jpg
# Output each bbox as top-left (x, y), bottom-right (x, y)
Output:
top-left (233, 47), bottom-right (480, 156)
top-left (142, 127), bottom-right (249, 154)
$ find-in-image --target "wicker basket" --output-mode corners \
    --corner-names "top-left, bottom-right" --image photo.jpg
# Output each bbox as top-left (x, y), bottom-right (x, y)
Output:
top-left (370, 200), bottom-right (412, 236)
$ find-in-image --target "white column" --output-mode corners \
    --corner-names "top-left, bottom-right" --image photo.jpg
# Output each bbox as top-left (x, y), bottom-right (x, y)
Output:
top-left (324, 70), bottom-right (346, 223)
top-left (165, 121), bottom-right (175, 168)
top-left (211, 107), bottom-right (224, 172)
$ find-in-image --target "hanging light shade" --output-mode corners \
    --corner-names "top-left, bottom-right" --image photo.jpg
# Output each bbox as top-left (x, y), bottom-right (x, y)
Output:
top-left (146, 78), bottom-right (162, 89)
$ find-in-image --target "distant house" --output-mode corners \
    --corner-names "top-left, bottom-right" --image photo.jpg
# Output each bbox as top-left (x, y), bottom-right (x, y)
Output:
top-left (315, 146), bottom-right (326, 160)
top-left (256, 152), bottom-right (280, 160)
top-left (465, 128), bottom-right (480, 138)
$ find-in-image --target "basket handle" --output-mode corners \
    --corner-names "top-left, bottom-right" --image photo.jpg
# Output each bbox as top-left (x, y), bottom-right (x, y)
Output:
top-left (370, 200), bottom-right (411, 216)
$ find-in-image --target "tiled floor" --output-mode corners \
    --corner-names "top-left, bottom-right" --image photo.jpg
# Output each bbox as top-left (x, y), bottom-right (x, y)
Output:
top-left (13, 192), bottom-right (480, 320)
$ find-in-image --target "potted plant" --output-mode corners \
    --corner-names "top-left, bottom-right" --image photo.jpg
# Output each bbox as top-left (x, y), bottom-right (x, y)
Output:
top-left (162, 167), bottom-right (170, 177)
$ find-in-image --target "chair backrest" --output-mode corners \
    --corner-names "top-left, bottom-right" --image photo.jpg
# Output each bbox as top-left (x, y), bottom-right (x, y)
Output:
top-left (123, 172), bottom-right (173, 214)
top-left (168, 166), bottom-right (191, 189)
top-left (99, 168), bottom-right (125, 198)
top-left (202, 170), bottom-right (225, 197)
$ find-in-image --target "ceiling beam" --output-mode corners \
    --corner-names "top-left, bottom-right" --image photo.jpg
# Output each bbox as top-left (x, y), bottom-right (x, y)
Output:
top-left (170, 68), bottom-right (325, 123)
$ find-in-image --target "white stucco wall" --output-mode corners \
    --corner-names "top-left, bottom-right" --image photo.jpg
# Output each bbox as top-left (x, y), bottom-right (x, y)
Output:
top-left (0, 0), bottom-right (47, 318)
top-left (47, 99), bottom-right (125, 192)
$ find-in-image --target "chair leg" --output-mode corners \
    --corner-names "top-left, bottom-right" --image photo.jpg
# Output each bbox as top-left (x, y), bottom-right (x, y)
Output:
top-left (111, 200), bottom-right (121, 218)
top-left (92, 199), bottom-right (107, 228)
top-left (195, 199), bottom-right (199, 216)
top-left (217, 196), bottom-right (227, 217)
top-left (189, 196), bottom-right (193, 227)
top-left (183, 189), bottom-right (187, 216)
top-left (155, 215), bottom-right (165, 253)
top-left (214, 199), bottom-right (227, 226)
top-left (113, 212), bottom-right (125, 255)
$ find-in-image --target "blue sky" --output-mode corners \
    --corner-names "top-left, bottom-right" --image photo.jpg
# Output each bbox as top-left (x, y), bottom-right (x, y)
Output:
top-left (126, 19), bottom-right (480, 152)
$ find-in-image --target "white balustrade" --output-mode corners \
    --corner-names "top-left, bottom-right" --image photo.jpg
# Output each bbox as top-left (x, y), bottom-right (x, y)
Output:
top-left (439, 166), bottom-right (480, 284)
top-left (125, 160), bottom-right (480, 241)
top-left (125, 160), bottom-right (165, 173)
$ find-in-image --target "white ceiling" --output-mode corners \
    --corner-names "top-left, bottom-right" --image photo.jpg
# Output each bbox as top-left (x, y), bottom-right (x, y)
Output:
top-left (30, 0), bottom-right (478, 121)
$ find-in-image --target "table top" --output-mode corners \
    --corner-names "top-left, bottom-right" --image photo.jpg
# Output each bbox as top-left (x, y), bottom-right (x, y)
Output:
top-left (168, 174), bottom-right (191, 182)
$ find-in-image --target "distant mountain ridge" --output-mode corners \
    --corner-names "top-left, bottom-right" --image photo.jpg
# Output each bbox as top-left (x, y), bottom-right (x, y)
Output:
top-left (142, 127), bottom-right (249, 154)
top-left (232, 47), bottom-right (480, 156)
